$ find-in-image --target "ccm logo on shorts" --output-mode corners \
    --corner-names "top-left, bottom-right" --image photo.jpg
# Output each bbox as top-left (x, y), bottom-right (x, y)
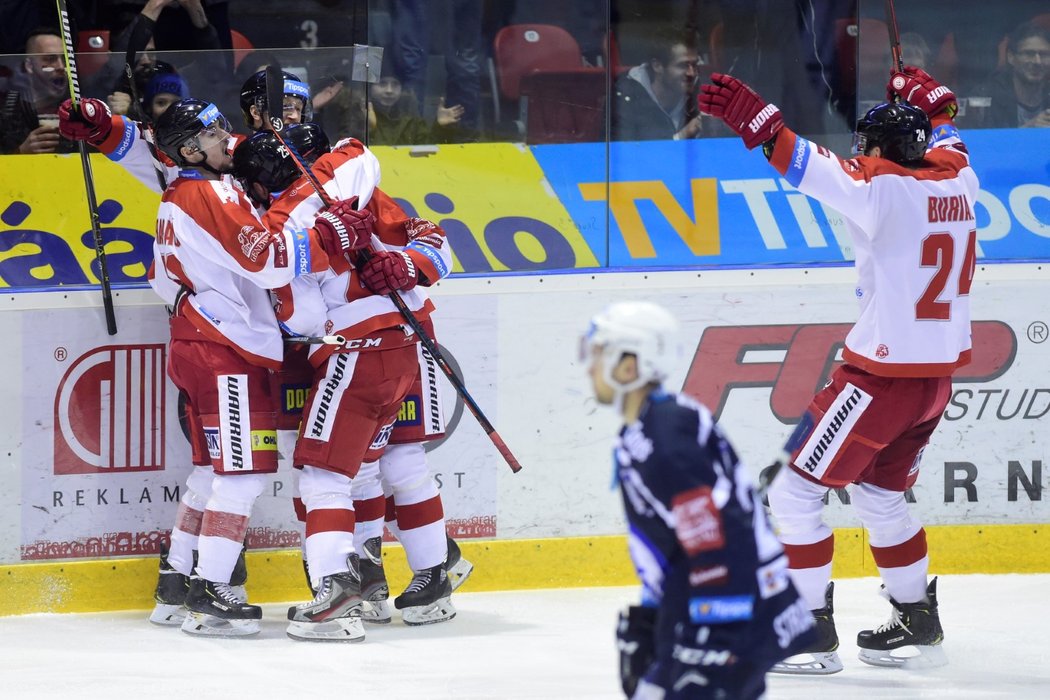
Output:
top-left (689, 595), bottom-right (754, 623)
top-left (797, 382), bottom-right (872, 480)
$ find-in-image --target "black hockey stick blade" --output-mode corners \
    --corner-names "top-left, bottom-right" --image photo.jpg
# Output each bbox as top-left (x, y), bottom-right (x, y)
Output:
top-left (56, 0), bottom-right (117, 334)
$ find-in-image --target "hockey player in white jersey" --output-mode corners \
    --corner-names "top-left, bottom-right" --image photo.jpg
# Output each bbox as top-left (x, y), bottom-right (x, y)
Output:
top-left (699, 65), bottom-right (975, 671)
top-left (147, 99), bottom-right (363, 637)
top-left (232, 124), bottom-right (455, 640)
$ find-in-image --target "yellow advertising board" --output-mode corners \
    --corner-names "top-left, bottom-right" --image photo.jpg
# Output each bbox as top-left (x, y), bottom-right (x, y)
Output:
top-left (0, 143), bottom-right (597, 288)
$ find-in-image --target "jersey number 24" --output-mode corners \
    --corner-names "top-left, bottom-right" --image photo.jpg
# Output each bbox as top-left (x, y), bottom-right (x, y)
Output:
top-left (916, 229), bottom-right (977, 321)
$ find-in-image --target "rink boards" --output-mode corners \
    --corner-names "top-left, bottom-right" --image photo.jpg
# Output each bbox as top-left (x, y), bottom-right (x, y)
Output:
top-left (0, 265), bottom-right (1047, 614)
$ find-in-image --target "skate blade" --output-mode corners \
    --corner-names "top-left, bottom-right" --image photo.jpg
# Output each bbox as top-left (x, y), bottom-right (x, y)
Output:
top-left (148, 603), bottom-right (187, 626)
top-left (286, 617), bottom-right (365, 642)
top-left (771, 651), bottom-right (843, 675)
top-left (858, 644), bottom-right (948, 669)
top-left (361, 599), bottom-right (392, 625)
top-left (402, 596), bottom-right (456, 626)
top-left (180, 611), bottom-right (260, 637)
top-left (447, 558), bottom-right (474, 592)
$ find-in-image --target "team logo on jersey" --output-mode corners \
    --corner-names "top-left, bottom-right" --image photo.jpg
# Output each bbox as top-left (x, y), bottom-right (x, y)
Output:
top-left (672, 486), bottom-right (725, 556)
top-left (54, 344), bottom-right (166, 474)
top-left (238, 226), bottom-right (270, 262)
top-left (876, 343), bottom-right (889, 359)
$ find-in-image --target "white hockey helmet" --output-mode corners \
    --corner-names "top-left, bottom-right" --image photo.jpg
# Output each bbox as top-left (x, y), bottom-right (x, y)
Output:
top-left (582, 301), bottom-right (681, 393)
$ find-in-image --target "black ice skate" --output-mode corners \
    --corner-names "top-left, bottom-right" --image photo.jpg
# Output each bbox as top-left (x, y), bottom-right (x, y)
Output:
top-left (148, 543), bottom-right (189, 626)
top-left (395, 563), bottom-right (456, 626)
top-left (230, 539), bottom-right (248, 600)
top-left (358, 537), bottom-right (392, 624)
top-left (445, 535), bottom-right (474, 592)
top-left (857, 577), bottom-right (947, 669)
top-left (287, 554), bottom-right (367, 642)
top-left (771, 582), bottom-right (844, 675)
top-left (181, 574), bottom-right (262, 637)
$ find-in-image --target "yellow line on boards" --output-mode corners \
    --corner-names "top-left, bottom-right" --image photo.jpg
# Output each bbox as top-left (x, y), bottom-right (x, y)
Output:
top-left (0, 525), bottom-right (1044, 616)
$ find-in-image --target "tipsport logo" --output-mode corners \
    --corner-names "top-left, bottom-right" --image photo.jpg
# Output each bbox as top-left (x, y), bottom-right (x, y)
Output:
top-left (54, 345), bottom-right (167, 474)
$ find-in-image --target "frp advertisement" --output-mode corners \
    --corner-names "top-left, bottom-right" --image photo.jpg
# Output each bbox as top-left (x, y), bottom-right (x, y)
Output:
top-left (13, 296), bottom-right (498, 562)
top-left (1, 128), bottom-right (1047, 287)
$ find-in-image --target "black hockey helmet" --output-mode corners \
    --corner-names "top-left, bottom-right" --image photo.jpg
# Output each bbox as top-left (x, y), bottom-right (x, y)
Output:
top-left (853, 102), bottom-right (931, 165)
top-left (154, 98), bottom-right (233, 166)
top-left (232, 122), bottom-right (331, 195)
top-left (239, 69), bottom-right (313, 129)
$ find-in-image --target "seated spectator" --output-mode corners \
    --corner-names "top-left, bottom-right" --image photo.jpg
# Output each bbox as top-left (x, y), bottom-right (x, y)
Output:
top-left (611, 27), bottom-right (702, 141)
top-left (980, 21), bottom-right (1050, 128)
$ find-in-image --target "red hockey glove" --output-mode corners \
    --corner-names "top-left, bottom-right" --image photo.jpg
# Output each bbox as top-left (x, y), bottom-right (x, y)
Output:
top-left (698, 73), bottom-right (783, 150)
top-left (58, 97), bottom-right (112, 144)
top-left (359, 250), bottom-right (418, 295)
top-left (312, 196), bottom-right (374, 256)
top-left (887, 66), bottom-right (957, 119)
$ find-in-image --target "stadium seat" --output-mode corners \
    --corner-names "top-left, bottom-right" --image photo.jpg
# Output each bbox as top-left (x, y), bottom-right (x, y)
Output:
top-left (488, 23), bottom-right (586, 127)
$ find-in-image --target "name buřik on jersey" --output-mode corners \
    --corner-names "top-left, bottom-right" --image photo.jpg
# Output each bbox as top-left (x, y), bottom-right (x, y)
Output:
top-left (802, 387), bottom-right (863, 474)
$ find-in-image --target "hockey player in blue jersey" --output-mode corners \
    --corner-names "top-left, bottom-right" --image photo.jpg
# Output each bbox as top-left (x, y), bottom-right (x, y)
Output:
top-left (581, 301), bottom-right (816, 699)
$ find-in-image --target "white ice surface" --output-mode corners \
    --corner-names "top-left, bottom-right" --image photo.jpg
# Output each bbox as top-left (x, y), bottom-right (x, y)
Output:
top-left (2, 574), bottom-right (1048, 699)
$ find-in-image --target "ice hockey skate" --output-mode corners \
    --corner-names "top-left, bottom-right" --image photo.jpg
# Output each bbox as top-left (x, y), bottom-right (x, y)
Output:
top-left (358, 537), bottom-right (392, 624)
top-left (857, 577), bottom-right (947, 669)
top-left (445, 535), bottom-right (474, 592)
top-left (771, 582), bottom-right (843, 675)
top-left (229, 539), bottom-right (248, 601)
top-left (395, 563), bottom-right (456, 626)
top-left (287, 555), bottom-right (367, 642)
top-left (148, 543), bottom-right (189, 626)
top-left (181, 575), bottom-right (262, 637)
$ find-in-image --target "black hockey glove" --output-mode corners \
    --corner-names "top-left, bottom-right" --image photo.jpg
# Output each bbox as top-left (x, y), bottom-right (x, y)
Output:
top-left (616, 605), bottom-right (657, 698)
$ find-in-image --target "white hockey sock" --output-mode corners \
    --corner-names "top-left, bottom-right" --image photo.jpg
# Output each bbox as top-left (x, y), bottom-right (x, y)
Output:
top-left (196, 473), bottom-right (266, 583)
top-left (301, 465), bottom-right (356, 583)
top-left (168, 466), bottom-right (213, 576)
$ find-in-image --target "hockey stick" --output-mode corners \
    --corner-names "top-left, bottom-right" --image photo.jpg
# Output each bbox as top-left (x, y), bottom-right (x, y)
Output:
top-left (263, 66), bottom-right (523, 473)
top-left (884, 0), bottom-right (905, 104)
top-left (755, 413), bottom-right (814, 500)
top-left (283, 334), bottom-right (347, 346)
top-left (56, 0), bottom-right (118, 335)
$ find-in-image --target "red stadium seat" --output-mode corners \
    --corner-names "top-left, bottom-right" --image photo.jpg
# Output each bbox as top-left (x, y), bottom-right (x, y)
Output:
top-left (488, 24), bottom-right (586, 126)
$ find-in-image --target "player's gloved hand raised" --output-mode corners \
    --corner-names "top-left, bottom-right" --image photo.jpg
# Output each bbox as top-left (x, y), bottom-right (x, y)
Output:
top-left (616, 605), bottom-right (656, 698)
top-left (359, 250), bottom-right (419, 295)
top-left (887, 66), bottom-right (957, 119)
top-left (58, 97), bottom-right (112, 144)
top-left (312, 196), bottom-right (374, 256)
top-left (698, 73), bottom-right (783, 150)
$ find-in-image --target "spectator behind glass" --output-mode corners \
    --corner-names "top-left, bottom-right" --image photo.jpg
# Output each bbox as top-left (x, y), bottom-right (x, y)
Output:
top-left (388, 0), bottom-right (481, 139)
top-left (0, 28), bottom-right (71, 154)
top-left (98, 0), bottom-right (224, 123)
top-left (143, 69), bottom-right (190, 122)
top-left (900, 32), bottom-right (931, 71)
top-left (981, 21), bottom-right (1050, 128)
top-left (321, 72), bottom-right (464, 146)
top-left (611, 28), bottom-right (702, 142)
